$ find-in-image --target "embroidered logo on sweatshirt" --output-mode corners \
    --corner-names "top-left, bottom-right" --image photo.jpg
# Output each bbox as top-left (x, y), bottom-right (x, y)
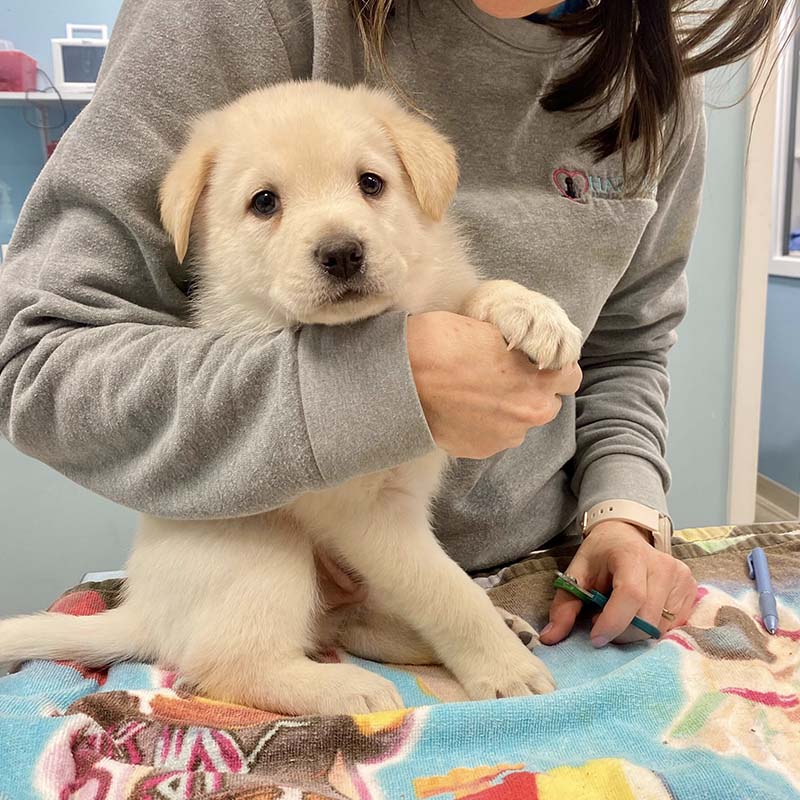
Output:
top-left (553, 168), bottom-right (590, 203)
top-left (552, 168), bottom-right (627, 202)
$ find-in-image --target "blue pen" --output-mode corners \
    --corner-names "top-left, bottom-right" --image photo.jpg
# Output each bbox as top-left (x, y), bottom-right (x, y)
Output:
top-left (747, 547), bottom-right (779, 635)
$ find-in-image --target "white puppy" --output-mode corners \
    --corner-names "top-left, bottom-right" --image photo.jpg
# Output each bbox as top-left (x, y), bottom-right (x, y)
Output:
top-left (0, 82), bottom-right (582, 715)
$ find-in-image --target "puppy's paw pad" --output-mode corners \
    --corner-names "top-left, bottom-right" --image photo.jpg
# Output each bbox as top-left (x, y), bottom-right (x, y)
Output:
top-left (495, 607), bottom-right (540, 651)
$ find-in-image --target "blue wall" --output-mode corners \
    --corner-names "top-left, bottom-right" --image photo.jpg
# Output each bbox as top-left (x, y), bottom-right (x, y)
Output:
top-left (1, 1), bottom-right (133, 618)
top-left (0, 441), bottom-right (135, 618)
top-left (667, 67), bottom-right (750, 529)
top-left (758, 276), bottom-right (800, 492)
top-left (0, 0), bottom-right (122, 244)
top-left (0, 111), bottom-right (46, 244)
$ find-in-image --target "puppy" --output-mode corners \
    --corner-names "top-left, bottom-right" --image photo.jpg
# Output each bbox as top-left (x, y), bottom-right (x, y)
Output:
top-left (0, 82), bottom-right (582, 715)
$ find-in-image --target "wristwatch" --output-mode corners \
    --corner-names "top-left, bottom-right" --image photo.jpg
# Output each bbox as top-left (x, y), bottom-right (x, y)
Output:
top-left (580, 499), bottom-right (673, 553)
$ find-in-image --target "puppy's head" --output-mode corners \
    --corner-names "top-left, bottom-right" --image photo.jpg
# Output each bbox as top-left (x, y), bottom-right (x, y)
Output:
top-left (160, 81), bottom-right (458, 330)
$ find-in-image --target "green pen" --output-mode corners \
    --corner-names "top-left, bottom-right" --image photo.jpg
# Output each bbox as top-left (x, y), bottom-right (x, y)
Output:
top-left (553, 571), bottom-right (662, 640)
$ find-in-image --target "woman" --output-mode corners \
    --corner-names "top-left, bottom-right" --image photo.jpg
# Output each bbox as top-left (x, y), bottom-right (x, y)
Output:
top-left (0, 0), bottom-right (785, 650)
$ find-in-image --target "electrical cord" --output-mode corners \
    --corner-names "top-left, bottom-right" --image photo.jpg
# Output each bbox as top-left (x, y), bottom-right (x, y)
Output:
top-left (22, 68), bottom-right (67, 132)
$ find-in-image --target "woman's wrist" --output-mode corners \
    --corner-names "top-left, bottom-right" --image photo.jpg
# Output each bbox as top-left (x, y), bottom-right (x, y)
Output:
top-left (586, 519), bottom-right (652, 544)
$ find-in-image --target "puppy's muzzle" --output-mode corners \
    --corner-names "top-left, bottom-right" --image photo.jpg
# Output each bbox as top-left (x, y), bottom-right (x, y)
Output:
top-left (316, 238), bottom-right (365, 281)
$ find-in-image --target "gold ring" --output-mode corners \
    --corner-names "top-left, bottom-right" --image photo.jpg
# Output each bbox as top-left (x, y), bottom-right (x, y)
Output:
top-left (661, 608), bottom-right (677, 621)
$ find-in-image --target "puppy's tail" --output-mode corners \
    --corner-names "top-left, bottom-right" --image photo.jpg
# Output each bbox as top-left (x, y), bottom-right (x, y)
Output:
top-left (0, 608), bottom-right (141, 668)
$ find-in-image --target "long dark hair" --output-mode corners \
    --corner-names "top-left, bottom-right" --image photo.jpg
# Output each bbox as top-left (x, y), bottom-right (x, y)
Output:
top-left (351, 0), bottom-right (793, 184)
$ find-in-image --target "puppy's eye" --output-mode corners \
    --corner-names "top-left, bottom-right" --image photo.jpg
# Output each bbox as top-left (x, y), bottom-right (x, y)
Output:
top-left (250, 190), bottom-right (280, 217)
top-left (359, 173), bottom-right (384, 197)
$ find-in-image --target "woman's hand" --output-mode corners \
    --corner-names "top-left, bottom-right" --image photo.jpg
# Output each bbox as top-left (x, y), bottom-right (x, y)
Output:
top-left (539, 521), bottom-right (697, 646)
top-left (407, 311), bottom-right (582, 459)
top-left (315, 550), bottom-right (368, 608)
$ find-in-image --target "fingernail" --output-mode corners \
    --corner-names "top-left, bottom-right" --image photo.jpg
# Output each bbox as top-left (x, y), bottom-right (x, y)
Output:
top-left (591, 636), bottom-right (609, 648)
top-left (540, 623), bottom-right (553, 638)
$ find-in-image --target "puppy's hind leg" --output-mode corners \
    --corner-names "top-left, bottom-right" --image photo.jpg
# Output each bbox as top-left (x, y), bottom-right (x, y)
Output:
top-left (178, 513), bottom-right (402, 716)
top-left (335, 606), bottom-right (437, 665)
top-left (336, 605), bottom-right (539, 665)
top-left (312, 503), bottom-right (556, 701)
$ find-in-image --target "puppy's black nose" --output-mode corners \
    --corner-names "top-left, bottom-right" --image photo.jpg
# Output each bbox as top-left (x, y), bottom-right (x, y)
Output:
top-left (316, 239), bottom-right (364, 281)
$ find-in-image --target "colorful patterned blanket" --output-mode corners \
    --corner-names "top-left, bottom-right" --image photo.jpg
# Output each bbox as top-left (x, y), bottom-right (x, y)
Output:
top-left (0, 522), bottom-right (798, 800)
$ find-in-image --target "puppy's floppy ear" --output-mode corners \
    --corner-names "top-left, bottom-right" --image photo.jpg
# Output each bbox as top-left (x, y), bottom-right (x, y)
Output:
top-left (159, 113), bottom-right (221, 263)
top-left (364, 90), bottom-right (459, 221)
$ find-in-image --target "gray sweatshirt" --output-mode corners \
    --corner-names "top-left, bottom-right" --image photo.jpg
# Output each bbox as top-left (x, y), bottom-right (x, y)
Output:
top-left (0, 0), bottom-right (705, 572)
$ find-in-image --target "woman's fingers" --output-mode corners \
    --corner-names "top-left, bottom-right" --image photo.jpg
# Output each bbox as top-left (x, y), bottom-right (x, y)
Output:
top-left (607, 559), bottom-right (697, 644)
top-left (636, 558), bottom-right (696, 633)
top-left (588, 552), bottom-right (649, 647)
top-left (668, 563), bottom-right (698, 628)
top-left (609, 561), bottom-right (673, 644)
top-left (539, 589), bottom-right (583, 645)
top-left (540, 555), bottom-right (592, 645)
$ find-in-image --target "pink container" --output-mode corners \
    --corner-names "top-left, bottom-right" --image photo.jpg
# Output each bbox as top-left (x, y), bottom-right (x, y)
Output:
top-left (0, 50), bottom-right (38, 92)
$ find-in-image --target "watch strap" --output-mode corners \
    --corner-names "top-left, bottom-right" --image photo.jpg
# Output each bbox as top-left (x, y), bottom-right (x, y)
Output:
top-left (581, 499), bottom-right (673, 553)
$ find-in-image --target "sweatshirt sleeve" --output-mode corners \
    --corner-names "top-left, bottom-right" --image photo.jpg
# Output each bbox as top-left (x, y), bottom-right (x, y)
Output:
top-left (0, 0), bottom-right (435, 519)
top-left (572, 96), bottom-right (707, 523)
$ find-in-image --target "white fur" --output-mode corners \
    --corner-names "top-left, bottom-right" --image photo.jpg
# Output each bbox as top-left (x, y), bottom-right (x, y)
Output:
top-left (0, 82), bottom-right (582, 715)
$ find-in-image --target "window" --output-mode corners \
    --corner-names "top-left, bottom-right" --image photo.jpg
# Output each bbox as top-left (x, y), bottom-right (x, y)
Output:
top-left (772, 11), bottom-right (800, 277)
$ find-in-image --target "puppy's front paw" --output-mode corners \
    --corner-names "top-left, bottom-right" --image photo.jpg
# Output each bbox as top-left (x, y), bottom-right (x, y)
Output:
top-left (461, 650), bottom-right (556, 700)
top-left (203, 660), bottom-right (404, 716)
top-left (498, 293), bottom-right (582, 370)
top-left (310, 665), bottom-right (406, 715)
top-left (462, 280), bottom-right (582, 370)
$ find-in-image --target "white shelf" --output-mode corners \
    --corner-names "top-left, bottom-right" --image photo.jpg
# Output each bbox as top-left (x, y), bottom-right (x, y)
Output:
top-left (0, 91), bottom-right (93, 105)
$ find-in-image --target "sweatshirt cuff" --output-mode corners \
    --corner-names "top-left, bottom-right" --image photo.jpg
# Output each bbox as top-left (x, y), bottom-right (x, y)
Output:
top-left (577, 454), bottom-right (670, 523)
top-left (297, 311), bottom-right (436, 484)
